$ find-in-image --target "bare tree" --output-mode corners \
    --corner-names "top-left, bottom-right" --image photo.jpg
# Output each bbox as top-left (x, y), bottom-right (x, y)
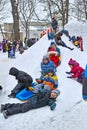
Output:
top-left (10, 0), bottom-right (20, 41)
top-left (83, 0), bottom-right (87, 20)
top-left (0, 0), bottom-right (10, 37)
top-left (18, 0), bottom-right (36, 38)
top-left (37, 0), bottom-right (69, 28)
top-left (74, 0), bottom-right (87, 21)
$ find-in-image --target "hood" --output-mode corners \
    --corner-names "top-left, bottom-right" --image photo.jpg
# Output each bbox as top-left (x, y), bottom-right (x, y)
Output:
top-left (9, 67), bottom-right (19, 77)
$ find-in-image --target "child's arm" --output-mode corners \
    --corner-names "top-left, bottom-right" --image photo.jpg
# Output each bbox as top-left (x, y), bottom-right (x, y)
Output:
top-left (48, 99), bottom-right (56, 110)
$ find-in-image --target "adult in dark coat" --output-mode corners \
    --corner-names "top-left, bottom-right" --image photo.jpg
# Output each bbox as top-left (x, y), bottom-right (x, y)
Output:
top-left (82, 65), bottom-right (87, 100)
top-left (51, 17), bottom-right (58, 32)
top-left (1, 88), bottom-right (60, 119)
top-left (8, 67), bottom-right (33, 98)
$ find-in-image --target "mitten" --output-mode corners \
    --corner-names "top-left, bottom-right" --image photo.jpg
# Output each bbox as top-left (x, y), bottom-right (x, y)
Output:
top-left (66, 71), bottom-right (71, 74)
top-left (67, 76), bottom-right (72, 78)
top-left (28, 86), bottom-right (34, 91)
top-left (50, 103), bottom-right (56, 110)
top-left (35, 78), bottom-right (43, 83)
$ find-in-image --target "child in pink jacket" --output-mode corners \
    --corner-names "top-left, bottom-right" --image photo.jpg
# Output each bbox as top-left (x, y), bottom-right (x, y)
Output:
top-left (66, 58), bottom-right (84, 83)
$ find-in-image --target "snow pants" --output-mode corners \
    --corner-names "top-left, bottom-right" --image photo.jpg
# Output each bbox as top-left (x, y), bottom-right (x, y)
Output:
top-left (11, 83), bottom-right (25, 95)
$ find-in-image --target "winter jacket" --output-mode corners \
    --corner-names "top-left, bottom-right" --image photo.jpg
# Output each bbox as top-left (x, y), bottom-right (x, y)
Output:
top-left (48, 30), bottom-right (55, 40)
top-left (9, 67), bottom-right (33, 88)
top-left (51, 19), bottom-right (58, 31)
top-left (43, 74), bottom-right (58, 90)
top-left (48, 47), bottom-right (61, 67)
top-left (70, 65), bottom-right (84, 78)
top-left (55, 32), bottom-right (62, 43)
top-left (37, 74), bottom-right (58, 90)
top-left (4, 89), bottom-right (56, 117)
top-left (71, 36), bottom-right (77, 43)
top-left (41, 61), bottom-right (56, 75)
top-left (82, 78), bottom-right (87, 99)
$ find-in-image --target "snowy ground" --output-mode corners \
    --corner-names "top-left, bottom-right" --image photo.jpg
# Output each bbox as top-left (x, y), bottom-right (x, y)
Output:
top-left (0, 20), bottom-right (87, 130)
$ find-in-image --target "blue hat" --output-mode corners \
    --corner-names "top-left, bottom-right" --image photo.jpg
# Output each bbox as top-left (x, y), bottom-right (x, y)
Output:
top-left (47, 69), bottom-right (54, 74)
top-left (50, 41), bottom-right (55, 46)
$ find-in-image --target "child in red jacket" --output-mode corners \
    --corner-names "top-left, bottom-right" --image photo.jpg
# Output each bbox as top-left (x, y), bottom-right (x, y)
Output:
top-left (66, 58), bottom-right (84, 83)
top-left (47, 41), bottom-right (61, 67)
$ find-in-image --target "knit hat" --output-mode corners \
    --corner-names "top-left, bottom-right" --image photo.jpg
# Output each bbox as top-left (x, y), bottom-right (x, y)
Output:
top-left (68, 58), bottom-right (79, 66)
top-left (47, 69), bottom-right (54, 74)
top-left (52, 89), bottom-right (60, 97)
top-left (9, 67), bottom-right (19, 77)
top-left (43, 55), bottom-right (49, 61)
top-left (50, 41), bottom-right (55, 46)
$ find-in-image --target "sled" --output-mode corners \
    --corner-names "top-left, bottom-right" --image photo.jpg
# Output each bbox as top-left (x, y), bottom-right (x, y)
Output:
top-left (16, 82), bottom-right (36, 101)
top-left (16, 88), bottom-right (34, 101)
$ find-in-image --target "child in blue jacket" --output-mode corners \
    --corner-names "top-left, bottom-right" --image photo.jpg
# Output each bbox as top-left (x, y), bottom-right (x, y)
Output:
top-left (41, 55), bottom-right (56, 76)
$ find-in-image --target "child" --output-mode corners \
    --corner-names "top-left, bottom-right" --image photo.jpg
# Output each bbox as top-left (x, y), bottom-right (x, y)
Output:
top-left (41, 55), bottom-right (56, 76)
top-left (8, 67), bottom-right (33, 98)
top-left (1, 88), bottom-right (60, 119)
top-left (66, 58), bottom-right (84, 83)
top-left (55, 32), bottom-right (74, 50)
top-left (47, 41), bottom-right (61, 67)
top-left (36, 68), bottom-right (58, 90)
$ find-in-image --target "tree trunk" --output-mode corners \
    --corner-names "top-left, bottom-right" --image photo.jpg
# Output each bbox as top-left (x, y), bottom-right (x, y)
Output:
top-left (10, 0), bottom-right (20, 41)
top-left (66, 0), bottom-right (69, 24)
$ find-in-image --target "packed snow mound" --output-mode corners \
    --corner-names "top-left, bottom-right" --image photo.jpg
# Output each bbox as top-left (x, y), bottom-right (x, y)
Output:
top-left (1, 25), bottom-right (87, 130)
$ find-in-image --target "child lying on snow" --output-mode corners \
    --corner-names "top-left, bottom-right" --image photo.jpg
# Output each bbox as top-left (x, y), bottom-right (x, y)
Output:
top-left (66, 58), bottom-right (84, 84)
top-left (1, 87), bottom-right (60, 119)
top-left (54, 32), bottom-right (74, 51)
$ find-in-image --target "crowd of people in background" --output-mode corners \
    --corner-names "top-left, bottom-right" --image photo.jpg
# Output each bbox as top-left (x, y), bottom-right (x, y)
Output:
top-left (0, 37), bottom-right (38, 58)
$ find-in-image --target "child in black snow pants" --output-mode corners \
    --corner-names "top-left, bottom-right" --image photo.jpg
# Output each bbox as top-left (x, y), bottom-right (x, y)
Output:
top-left (1, 88), bottom-right (60, 119)
top-left (8, 67), bottom-right (33, 98)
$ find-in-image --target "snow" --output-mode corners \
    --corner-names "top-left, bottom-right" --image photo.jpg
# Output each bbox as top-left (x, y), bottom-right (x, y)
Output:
top-left (0, 20), bottom-right (87, 130)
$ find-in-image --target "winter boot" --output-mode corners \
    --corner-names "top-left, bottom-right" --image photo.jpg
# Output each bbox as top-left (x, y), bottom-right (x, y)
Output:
top-left (8, 93), bottom-right (16, 98)
top-left (1, 105), bottom-right (5, 113)
top-left (3, 110), bottom-right (8, 119)
top-left (0, 85), bottom-right (3, 90)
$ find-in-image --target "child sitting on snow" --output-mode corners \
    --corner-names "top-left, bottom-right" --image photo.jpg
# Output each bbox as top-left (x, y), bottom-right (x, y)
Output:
top-left (47, 41), bottom-right (61, 67)
top-left (8, 67), bottom-right (33, 98)
top-left (41, 55), bottom-right (56, 77)
top-left (66, 58), bottom-right (84, 84)
top-left (36, 68), bottom-right (58, 90)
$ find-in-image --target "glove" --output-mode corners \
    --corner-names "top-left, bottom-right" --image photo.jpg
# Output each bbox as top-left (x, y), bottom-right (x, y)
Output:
top-left (66, 71), bottom-right (71, 74)
top-left (67, 76), bottom-right (72, 78)
top-left (50, 103), bottom-right (56, 110)
top-left (35, 78), bottom-right (43, 83)
top-left (28, 86), bottom-right (34, 91)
